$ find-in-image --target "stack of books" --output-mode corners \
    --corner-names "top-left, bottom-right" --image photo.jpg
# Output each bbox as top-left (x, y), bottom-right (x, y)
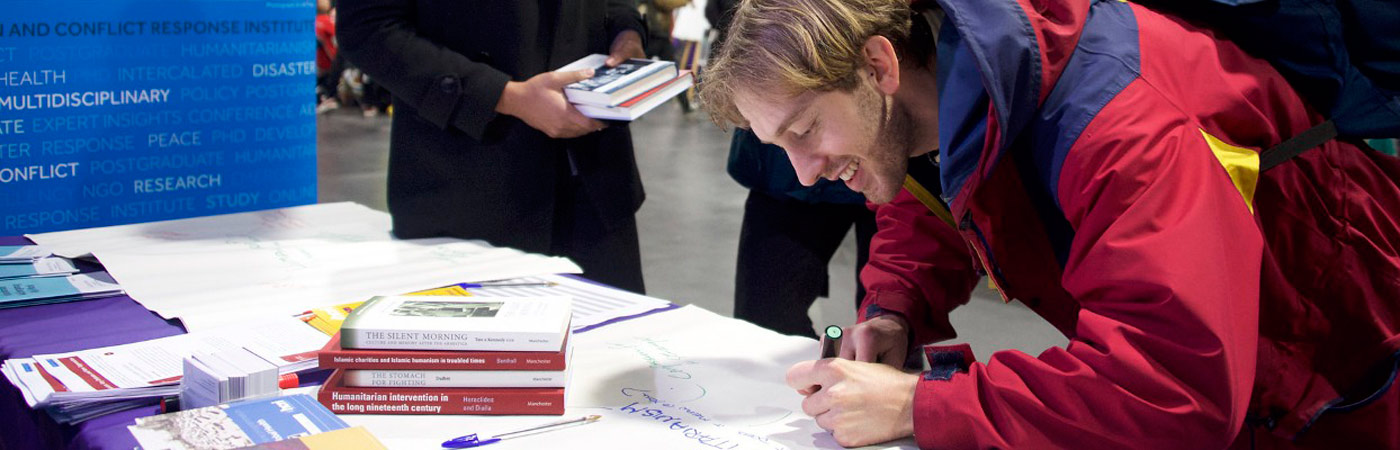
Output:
top-left (560, 54), bottom-right (695, 121)
top-left (317, 295), bottom-right (573, 415)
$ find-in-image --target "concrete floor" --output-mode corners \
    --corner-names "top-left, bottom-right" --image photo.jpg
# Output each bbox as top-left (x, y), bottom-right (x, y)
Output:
top-left (317, 102), bottom-right (1066, 359)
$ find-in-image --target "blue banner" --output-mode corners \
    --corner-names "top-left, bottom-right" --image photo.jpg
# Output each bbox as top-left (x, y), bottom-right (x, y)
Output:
top-left (0, 0), bottom-right (318, 234)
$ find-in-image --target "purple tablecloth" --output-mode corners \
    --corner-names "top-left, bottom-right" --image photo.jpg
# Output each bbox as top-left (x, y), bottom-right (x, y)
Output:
top-left (0, 236), bottom-right (183, 450)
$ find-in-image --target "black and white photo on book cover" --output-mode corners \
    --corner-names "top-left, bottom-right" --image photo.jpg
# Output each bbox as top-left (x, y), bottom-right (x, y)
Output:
top-left (391, 300), bottom-right (502, 318)
top-left (570, 58), bottom-right (657, 92)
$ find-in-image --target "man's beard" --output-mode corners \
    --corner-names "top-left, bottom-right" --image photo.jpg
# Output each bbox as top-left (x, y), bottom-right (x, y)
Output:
top-left (858, 84), bottom-right (915, 203)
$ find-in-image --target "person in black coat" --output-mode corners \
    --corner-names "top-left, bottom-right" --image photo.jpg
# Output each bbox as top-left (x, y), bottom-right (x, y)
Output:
top-left (337, 0), bottom-right (649, 293)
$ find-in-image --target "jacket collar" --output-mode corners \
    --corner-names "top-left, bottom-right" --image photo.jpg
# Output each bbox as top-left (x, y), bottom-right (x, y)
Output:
top-left (933, 0), bottom-right (1091, 212)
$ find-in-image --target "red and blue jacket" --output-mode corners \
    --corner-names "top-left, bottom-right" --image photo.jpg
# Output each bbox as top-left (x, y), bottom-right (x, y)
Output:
top-left (859, 0), bottom-right (1400, 447)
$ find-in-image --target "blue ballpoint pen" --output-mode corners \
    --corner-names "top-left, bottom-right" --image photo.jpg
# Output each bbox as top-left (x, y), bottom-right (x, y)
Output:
top-left (441, 415), bottom-right (602, 448)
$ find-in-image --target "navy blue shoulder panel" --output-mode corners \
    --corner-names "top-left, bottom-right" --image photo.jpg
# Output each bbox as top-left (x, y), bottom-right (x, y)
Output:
top-left (1025, 0), bottom-right (1141, 264)
top-left (937, 23), bottom-right (991, 203)
top-left (936, 0), bottom-right (1041, 158)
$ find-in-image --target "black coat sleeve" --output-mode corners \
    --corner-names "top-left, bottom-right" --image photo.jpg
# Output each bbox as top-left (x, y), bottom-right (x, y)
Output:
top-left (606, 0), bottom-right (647, 47)
top-left (336, 0), bottom-right (511, 140)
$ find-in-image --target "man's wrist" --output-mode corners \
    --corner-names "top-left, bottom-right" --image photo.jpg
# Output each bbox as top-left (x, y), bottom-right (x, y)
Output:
top-left (495, 81), bottom-right (522, 117)
top-left (874, 311), bottom-right (910, 330)
top-left (866, 307), bottom-right (911, 336)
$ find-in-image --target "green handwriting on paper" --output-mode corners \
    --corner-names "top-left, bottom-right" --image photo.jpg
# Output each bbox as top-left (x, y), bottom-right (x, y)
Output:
top-left (425, 245), bottom-right (493, 264)
top-left (233, 239), bottom-right (312, 269)
top-left (608, 338), bottom-right (696, 379)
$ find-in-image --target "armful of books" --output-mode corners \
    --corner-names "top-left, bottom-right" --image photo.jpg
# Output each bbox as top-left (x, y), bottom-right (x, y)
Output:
top-left (558, 54), bottom-right (695, 121)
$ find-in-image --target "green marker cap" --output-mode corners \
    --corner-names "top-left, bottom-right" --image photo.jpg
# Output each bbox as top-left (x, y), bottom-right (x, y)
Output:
top-left (824, 325), bottom-right (842, 340)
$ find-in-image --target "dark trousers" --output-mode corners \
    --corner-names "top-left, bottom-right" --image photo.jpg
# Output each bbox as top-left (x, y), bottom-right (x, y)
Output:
top-left (550, 170), bottom-right (646, 295)
top-left (734, 190), bottom-right (876, 337)
top-left (318, 54), bottom-right (346, 99)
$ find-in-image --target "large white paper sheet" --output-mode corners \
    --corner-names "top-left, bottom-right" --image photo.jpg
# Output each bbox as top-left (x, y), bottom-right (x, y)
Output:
top-left (96, 238), bottom-right (582, 330)
top-left (338, 306), bottom-right (917, 450)
top-left (27, 202), bottom-right (583, 330)
top-left (26, 203), bottom-right (393, 259)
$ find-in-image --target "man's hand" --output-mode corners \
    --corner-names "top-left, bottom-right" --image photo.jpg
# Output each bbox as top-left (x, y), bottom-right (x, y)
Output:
top-left (839, 314), bottom-right (911, 367)
top-left (606, 30), bottom-right (646, 66)
top-left (787, 358), bottom-right (920, 447)
top-left (496, 69), bottom-right (606, 139)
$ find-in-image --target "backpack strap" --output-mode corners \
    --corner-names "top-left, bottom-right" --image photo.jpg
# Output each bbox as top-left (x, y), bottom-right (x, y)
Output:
top-left (1261, 120), bottom-right (1337, 171)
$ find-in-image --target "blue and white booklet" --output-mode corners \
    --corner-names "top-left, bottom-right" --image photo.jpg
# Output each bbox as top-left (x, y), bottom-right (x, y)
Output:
top-left (0, 245), bottom-right (52, 263)
top-left (128, 394), bottom-right (349, 450)
top-left (0, 271), bottom-right (123, 309)
top-left (0, 258), bottom-right (78, 280)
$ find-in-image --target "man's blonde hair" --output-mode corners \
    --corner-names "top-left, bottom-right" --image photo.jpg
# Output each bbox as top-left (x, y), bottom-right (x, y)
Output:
top-left (700, 0), bottom-right (913, 128)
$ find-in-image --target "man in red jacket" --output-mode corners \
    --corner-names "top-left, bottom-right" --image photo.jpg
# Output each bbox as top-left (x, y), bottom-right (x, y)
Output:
top-left (700, 0), bottom-right (1400, 447)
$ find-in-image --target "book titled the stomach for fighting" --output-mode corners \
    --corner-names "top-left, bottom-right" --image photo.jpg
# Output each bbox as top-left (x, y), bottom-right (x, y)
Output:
top-left (339, 296), bottom-right (571, 352)
top-left (318, 369), bottom-right (566, 415)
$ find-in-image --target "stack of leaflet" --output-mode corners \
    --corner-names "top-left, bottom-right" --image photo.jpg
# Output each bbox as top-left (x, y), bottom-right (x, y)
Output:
top-left (560, 54), bottom-right (695, 121)
top-left (0, 245), bottom-right (77, 280)
top-left (0, 245), bottom-right (122, 309)
top-left (0, 244), bottom-right (53, 262)
top-left (0, 272), bottom-right (124, 309)
top-left (180, 348), bottom-right (282, 410)
top-left (0, 257), bottom-right (78, 280)
top-left (1, 316), bottom-right (328, 423)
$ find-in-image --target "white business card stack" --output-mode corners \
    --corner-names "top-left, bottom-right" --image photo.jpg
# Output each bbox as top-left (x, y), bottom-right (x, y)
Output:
top-left (179, 348), bottom-right (280, 409)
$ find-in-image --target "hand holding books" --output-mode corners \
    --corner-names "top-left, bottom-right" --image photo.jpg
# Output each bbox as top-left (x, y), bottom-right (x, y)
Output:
top-left (496, 51), bottom-right (692, 136)
top-left (605, 29), bottom-right (646, 67)
top-left (495, 69), bottom-right (607, 139)
top-left (557, 54), bottom-right (695, 121)
top-left (494, 29), bottom-right (644, 140)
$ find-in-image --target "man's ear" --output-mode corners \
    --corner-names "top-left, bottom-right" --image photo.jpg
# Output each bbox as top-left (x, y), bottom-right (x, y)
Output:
top-left (863, 36), bottom-right (901, 95)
